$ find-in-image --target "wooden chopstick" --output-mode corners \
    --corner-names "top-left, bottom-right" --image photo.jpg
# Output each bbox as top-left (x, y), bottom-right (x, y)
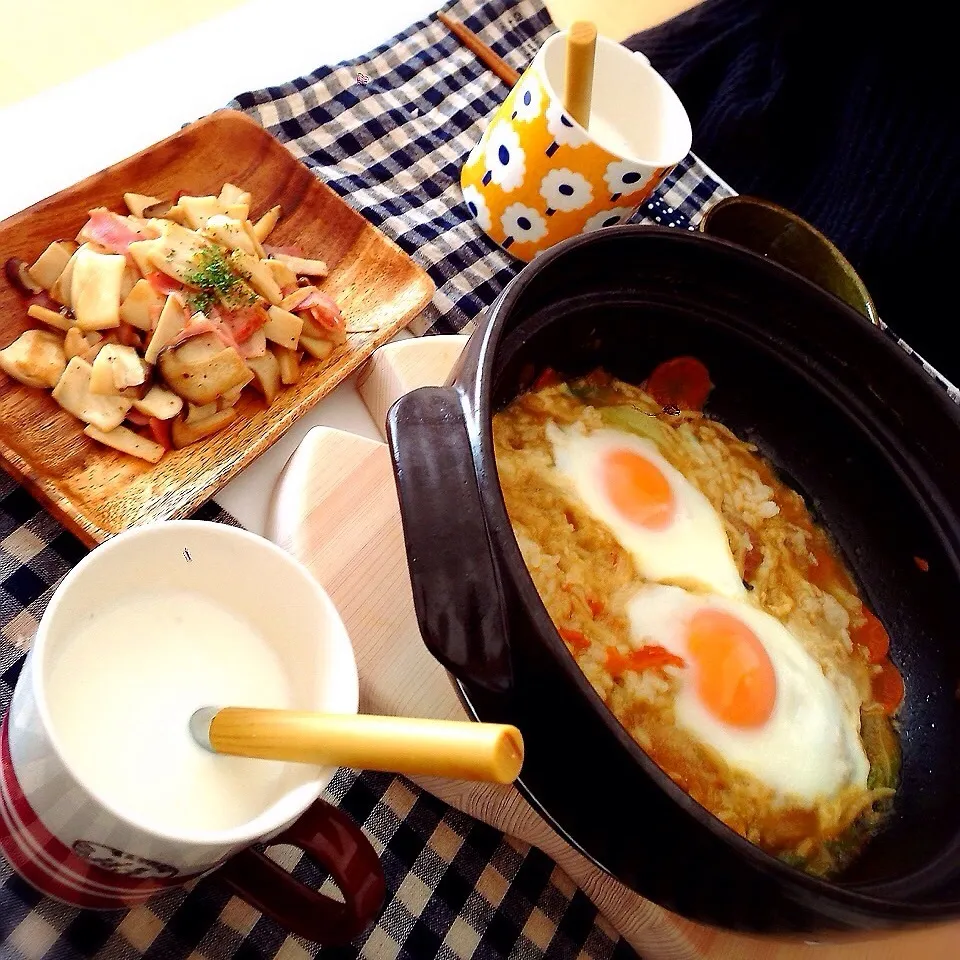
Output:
top-left (438, 11), bottom-right (521, 86)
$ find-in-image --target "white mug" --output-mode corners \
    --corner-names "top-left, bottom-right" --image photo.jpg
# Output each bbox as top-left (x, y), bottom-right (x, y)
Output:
top-left (0, 521), bottom-right (383, 943)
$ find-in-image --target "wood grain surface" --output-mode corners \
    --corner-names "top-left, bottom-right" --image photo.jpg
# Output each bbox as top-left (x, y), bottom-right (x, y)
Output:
top-left (268, 336), bottom-right (960, 959)
top-left (0, 110), bottom-right (434, 544)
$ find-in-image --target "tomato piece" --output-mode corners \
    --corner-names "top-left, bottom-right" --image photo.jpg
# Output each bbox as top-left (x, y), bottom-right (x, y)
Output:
top-left (559, 628), bottom-right (590, 652)
top-left (872, 661), bottom-right (905, 715)
top-left (605, 644), bottom-right (686, 678)
top-left (914, 556), bottom-right (930, 572)
top-left (587, 596), bottom-right (604, 618)
top-left (851, 606), bottom-right (890, 664)
top-left (533, 367), bottom-right (560, 390)
top-left (646, 356), bottom-right (712, 411)
top-left (148, 417), bottom-right (172, 451)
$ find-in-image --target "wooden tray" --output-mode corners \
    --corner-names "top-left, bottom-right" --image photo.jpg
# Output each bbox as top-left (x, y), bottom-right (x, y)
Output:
top-left (271, 337), bottom-right (960, 960)
top-left (0, 110), bottom-right (434, 545)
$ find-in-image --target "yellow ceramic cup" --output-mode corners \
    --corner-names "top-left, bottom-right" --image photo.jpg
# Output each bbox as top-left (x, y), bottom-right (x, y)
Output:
top-left (461, 32), bottom-right (692, 261)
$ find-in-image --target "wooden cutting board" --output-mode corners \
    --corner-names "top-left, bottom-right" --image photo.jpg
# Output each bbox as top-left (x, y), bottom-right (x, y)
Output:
top-left (268, 337), bottom-right (960, 960)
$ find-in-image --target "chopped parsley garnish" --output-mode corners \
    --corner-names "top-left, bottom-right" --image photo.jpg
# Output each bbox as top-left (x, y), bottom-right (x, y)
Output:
top-left (184, 246), bottom-right (259, 313)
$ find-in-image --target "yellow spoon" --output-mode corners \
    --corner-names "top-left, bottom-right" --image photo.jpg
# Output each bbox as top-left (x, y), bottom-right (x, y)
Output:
top-left (189, 707), bottom-right (524, 784)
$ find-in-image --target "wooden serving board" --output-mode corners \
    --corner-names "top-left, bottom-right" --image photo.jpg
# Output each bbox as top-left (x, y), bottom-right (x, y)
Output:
top-left (0, 110), bottom-right (434, 545)
top-left (268, 337), bottom-right (960, 960)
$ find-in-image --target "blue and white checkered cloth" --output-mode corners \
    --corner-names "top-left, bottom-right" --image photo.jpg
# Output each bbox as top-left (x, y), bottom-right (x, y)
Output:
top-left (2, 0), bottom-right (957, 958)
top-left (229, 0), bottom-right (731, 338)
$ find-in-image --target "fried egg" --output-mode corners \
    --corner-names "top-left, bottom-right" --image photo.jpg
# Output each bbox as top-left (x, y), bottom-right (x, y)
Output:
top-left (625, 584), bottom-right (870, 801)
top-left (548, 424), bottom-right (745, 597)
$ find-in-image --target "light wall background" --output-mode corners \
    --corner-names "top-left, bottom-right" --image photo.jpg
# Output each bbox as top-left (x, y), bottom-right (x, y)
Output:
top-left (1, 0), bottom-right (700, 107)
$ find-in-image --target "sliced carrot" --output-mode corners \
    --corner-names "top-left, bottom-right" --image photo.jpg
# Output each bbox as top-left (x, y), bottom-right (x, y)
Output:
top-left (645, 356), bottom-right (712, 411)
top-left (851, 606), bottom-right (890, 664)
top-left (742, 542), bottom-right (763, 582)
top-left (605, 644), bottom-right (685, 678)
top-left (533, 367), bottom-right (561, 390)
top-left (873, 661), bottom-right (905, 715)
top-left (587, 596), bottom-right (604, 618)
top-left (806, 543), bottom-right (839, 589)
top-left (559, 628), bottom-right (590, 652)
top-left (148, 417), bottom-right (172, 451)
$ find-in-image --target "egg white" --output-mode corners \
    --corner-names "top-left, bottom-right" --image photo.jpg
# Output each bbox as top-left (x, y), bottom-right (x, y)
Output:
top-left (548, 424), bottom-right (745, 598)
top-left (625, 584), bottom-right (870, 802)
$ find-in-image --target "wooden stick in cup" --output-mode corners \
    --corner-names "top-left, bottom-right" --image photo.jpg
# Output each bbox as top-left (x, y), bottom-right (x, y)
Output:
top-left (564, 21), bottom-right (597, 128)
top-left (190, 707), bottom-right (524, 784)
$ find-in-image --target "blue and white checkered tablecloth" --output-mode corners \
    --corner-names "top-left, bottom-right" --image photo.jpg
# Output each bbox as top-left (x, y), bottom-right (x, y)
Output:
top-left (2, 0), bottom-right (957, 958)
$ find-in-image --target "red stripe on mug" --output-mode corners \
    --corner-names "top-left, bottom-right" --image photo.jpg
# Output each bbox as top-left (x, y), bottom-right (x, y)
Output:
top-left (0, 717), bottom-right (187, 906)
top-left (0, 808), bottom-right (137, 908)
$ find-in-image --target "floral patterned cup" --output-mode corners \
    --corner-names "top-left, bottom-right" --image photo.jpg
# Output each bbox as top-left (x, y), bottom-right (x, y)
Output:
top-left (461, 32), bottom-right (692, 260)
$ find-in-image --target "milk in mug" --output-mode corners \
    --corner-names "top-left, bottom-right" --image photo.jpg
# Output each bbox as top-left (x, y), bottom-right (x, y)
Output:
top-left (46, 589), bottom-right (297, 835)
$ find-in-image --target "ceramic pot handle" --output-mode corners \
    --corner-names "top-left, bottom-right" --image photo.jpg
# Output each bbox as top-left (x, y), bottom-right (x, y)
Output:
top-left (217, 798), bottom-right (385, 945)
top-left (387, 385), bottom-right (513, 692)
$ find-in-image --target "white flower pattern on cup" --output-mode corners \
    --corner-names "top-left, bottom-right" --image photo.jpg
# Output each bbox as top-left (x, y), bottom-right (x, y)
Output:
top-left (582, 207), bottom-right (635, 233)
top-left (461, 184), bottom-right (492, 232)
top-left (501, 203), bottom-right (547, 249)
top-left (603, 159), bottom-right (651, 201)
top-left (481, 122), bottom-right (526, 192)
top-left (539, 169), bottom-right (593, 216)
top-left (510, 75), bottom-right (542, 122)
top-left (545, 100), bottom-right (589, 156)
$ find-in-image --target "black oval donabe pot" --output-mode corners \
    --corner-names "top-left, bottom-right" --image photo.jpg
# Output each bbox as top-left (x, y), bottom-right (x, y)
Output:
top-left (385, 225), bottom-right (960, 935)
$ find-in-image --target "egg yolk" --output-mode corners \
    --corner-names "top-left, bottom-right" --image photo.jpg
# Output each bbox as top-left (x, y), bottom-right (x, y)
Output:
top-left (601, 448), bottom-right (675, 530)
top-left (686, 608), bottom-right (776, 727)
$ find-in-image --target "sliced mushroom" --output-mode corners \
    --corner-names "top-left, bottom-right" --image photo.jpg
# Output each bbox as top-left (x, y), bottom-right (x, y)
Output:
top-left (27, 303), bottom-right (72, 333)
top-left (64, 327), bottom-right (92, 361)
top-left (28, 241), bottom-right (78, 292)
top-left (177, 195), bottom-right (222, 231)
top-left (146, 223), bottom-right (209, 285)
top-left (171, 407), bottom-right (237, 449)
top-left (229, 250), bottom-right (283, 305)
top-left (218, 385), bottom-right (244, 409)
top-left (201, 215), bottom-right (258, 256)
top-left (127, 238), bottom-right (162, 276)
top-left (264, 258), bottom-right (298, 292)
top-left (275, 346), bottom-right (301, 385)
top-left (0, 329), bottom-right (67, 388)
top-left (252, 205), bottom-right (282, 243)
top-left (5, 257), bottom-right (44, 296)
top-left (83, 424), bottom-right (165, 464)
top-left (90, 344), bottom-right (147, 396)
top-left (71, 247), bottom-right (126, 330)
top-left (185, 401), bottom-right (218, 424)
top-left (52, 357), bottom-right (132, 431)
top-left (143, 294), bottom-right (186, 365)
top-left (268, 252), bottom-right (328, 278)
top-left (263, 305), bottom-right (303, 351)
top-left (123, 193), bottom-right (161, 218)
top-left (300, 336), bottom-right (335, 361)
top-left (120, 278), bottom-right (163, 331)
top-left (140, 198), bottom-right (178, 220)
top-left (50, 246), bottom-right (82, 307)
top-left (132, 384), bottom-right (183, 420)
top-left (246, 350), bottom-right (280, 404)
top-left (158, 331), bottom-right (253, 405)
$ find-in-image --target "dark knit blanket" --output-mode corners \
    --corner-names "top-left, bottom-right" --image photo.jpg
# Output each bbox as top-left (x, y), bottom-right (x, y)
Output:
top-left (626, 0), bottom-right (959, 382)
